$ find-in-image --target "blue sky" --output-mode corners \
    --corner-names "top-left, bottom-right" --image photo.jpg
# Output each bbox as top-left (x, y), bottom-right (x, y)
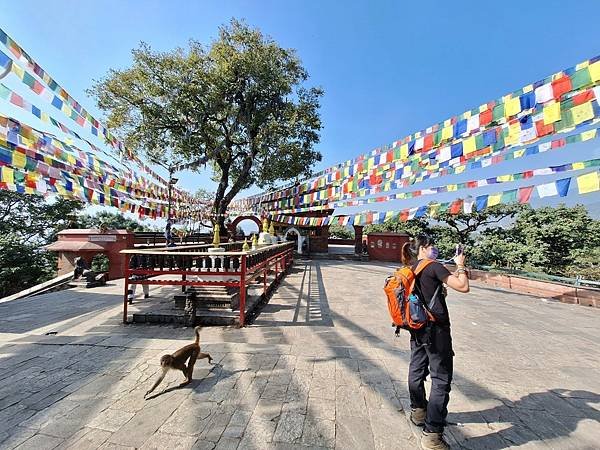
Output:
top-left (1, 0), bottom-right (599, 223)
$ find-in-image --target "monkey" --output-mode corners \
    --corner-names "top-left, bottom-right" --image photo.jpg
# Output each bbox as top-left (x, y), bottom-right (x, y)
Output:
top-left (144, 326), bottom-right (212, 398)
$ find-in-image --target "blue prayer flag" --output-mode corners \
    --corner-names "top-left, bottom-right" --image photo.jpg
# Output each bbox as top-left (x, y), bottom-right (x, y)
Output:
top-left (556, 177), bottom-right (571, 197)
top-left (483, 130), bottom-right (497, 146)
top-left (475, 195), bottom-right (488, 211)
top-left (454, 119), bottom-right (467, 137)
top-left (450, 142), bottom-right (463, 158)
top-left (520, 92), bottom-right (535, 110)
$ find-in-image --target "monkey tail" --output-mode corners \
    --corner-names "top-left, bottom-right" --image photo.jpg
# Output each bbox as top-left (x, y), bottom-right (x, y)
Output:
top-left (194, 326), bottom-right (201, 345)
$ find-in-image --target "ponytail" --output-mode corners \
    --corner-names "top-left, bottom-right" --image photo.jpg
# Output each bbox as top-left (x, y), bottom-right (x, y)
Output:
top-left (401, 234), bottom-right (435, 266)
top-left (401, 242), bottom-right (415, 266)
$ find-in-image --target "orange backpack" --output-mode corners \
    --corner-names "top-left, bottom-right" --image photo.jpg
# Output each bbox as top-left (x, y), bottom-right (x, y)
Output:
top-left (384, 259), bottom-right (436, 333)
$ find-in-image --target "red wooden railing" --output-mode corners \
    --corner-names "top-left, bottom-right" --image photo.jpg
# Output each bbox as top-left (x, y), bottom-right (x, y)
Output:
top-left (120, 241), bottom-right (294, 326)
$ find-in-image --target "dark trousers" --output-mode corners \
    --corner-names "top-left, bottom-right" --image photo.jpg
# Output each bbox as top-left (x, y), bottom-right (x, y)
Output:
top-left (408, 324), bottom-right (454, 433)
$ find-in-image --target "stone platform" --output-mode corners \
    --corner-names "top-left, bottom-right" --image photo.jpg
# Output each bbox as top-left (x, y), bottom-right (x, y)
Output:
top-left (0, 260), bottom-right (598, 449)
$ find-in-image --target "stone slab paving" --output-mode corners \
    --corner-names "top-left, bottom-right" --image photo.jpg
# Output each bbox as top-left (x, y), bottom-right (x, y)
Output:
top-left (0, 260), bottom-right (599, 449)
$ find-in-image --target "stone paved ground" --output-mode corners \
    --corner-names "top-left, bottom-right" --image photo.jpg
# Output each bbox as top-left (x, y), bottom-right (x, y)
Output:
top-left (0, 260), bottom-right (598, 450)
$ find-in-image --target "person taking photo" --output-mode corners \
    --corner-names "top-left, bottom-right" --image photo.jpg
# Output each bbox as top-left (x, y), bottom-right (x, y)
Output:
top-left (401, 234), bottom-right (469, 450)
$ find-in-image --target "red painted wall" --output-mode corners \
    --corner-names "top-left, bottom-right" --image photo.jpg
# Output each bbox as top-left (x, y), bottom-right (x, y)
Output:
top-left (366, 233), bottom-right (410, 262)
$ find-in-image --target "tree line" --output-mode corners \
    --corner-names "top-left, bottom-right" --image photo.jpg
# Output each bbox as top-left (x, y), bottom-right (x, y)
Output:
top-left (333, 203), bottom-right (600, 281)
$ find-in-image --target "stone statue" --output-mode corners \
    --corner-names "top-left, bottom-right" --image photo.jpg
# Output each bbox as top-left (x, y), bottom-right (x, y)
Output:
top-left (73, 256), bottom-right (106, 288)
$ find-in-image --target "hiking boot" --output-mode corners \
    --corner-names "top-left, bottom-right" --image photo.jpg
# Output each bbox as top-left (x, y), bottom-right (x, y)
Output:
top-left (421, 430), bottom-right (450, 450)
top-left (410, 407), bottom-right (426, 426)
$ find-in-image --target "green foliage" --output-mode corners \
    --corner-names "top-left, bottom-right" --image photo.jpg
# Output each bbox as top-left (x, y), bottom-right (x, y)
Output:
top-left (76, 211), bottom-right (150, 231)
top-left (0, 191), bottom-right (84, 297)
top-left (90, 19), bottom-right (323, 230)
top-left (328, 224), bottom-right (355, 239)
top-left (365, 218), bottom-right (431, 236)
top-left (474, 204), bottom-right (600, 278)
top-left (91, 254), bottom-right (110, 273)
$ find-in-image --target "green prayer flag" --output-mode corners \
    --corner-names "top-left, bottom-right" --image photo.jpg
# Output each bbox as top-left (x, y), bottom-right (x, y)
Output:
top-left (571, 68), bottom-right (592, 90)
top-left (493, 103), bottom-right (505, 122)
top-left (501, 189), bottom-right (518, 204)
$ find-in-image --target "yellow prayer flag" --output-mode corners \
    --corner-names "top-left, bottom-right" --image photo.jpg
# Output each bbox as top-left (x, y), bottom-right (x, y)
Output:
top-left (497, 175), bottom-right (513, 182)
top-left (367, 157), bottom-right (375, 170)
top-left (576, 61), bottom-right (590, 70)
top-left (11, 63), bottom-right (24, 80)
top-left (400, 144), bottom-right (408, 159)
top-left (576, 171), bottom-right (599, 194)
top-left (572, 162), bottom-right (585, 170)
top-left (581, 129), bottom-right (597, 141)
top-left (589, 61), bottom-right (600, 82)
top-left (571, 101), bottom-right (594, 125)
top-left (463, 111), bottom-right (472, 119)
top-left (441, 126), bottom-right (453, 140)
top-left (455, 165), bottom-right (466, 174)
top-left (479, 104), bottom-right (488, 113)
top-left (447, 184), bottom-right (458, 192)
top-left (543, 102), bottom-right (561, 125)
top-left (505, 97), bottom-right (521, 117)
top-left (514, 149), bottom-right (526, 158)
top-left (463, 136), bottom-right (476, 155)
top-left (12, 151), bottom-right (26, 169)
top-left (523, 84), bottom-right (533, 93)
top-left (1, 166), bottom-right (14, 184)
top-left (488, 193), bottom-right (502, 206)
top-left (443, 119), bottom-right (452, 127)
top-left (504, 123), bottom-right (521, 146)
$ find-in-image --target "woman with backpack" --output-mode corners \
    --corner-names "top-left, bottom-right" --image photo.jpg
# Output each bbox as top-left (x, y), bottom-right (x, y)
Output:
top-left (402, 234), bottom-right (469, 450)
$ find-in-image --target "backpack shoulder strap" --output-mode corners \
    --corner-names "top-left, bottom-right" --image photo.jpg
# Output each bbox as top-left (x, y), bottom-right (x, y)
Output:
top-left (413, 259), bottom-right (434, 276)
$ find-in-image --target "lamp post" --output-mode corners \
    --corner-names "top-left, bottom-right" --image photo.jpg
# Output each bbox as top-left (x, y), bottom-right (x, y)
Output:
top-left (167, 169), bottom-right (179, 221)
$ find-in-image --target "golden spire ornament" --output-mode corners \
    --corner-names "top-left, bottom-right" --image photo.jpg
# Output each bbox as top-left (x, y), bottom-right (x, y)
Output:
top-left (242, 237), bottom-right (250, 251)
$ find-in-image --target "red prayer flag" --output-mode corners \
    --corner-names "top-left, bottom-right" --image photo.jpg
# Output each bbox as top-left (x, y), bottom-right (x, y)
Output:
top-left (517, 186), bottom-right (534, 204)
top-left (479, 109), bottom-right (493, 126)
top-left (399, 210), bottom-right (409, 222)
top-left (535, 120), bottom-right (554, 137)
top-left (449, 199), bottom-right (463, 214)
top-left (551, 76), bottom-right (572, 99)
top-left (423, 134), bottom-right (434, 151)
top-left (572, 90), bottom-right (594, 106)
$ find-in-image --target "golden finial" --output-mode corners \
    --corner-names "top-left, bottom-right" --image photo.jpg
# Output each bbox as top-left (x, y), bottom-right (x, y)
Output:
top-left (269, 222), bottom-right (275, 236)
top-left (252, 233), bottom-right (258, 248)
top-left (262, 217), bottom-right (269, 233)
top-left (242, 237), bottom-right (250, 251)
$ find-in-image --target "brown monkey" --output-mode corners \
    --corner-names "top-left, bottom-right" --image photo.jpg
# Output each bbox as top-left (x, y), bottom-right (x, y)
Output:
top-left (144, 326), bottom-right (212, 398)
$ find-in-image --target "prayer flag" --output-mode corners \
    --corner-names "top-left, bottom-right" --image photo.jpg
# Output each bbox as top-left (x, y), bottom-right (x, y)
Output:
top-left (543, 102), bottom-right (561, 125)
top-left (518, 186), bottom-right (534, 204)
top-left (571, 101), bottom-right (594, 125)
top-left (505, 97), bottom-right (521, 117)
top-left (535, 83), bottom-right (553, 104)
top-left (576, 171), bottom-right (599, 194)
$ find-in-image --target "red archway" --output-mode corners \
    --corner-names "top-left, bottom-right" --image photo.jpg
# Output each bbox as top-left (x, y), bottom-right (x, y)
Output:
top-left (228, 215), bottom-right (262, 235)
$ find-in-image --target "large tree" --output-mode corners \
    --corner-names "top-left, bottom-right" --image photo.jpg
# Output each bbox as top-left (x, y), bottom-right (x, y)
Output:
top-left (90, 19), bottom-right (323, 231)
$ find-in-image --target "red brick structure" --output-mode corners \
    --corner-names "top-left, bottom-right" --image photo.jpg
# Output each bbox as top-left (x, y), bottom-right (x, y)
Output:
top-left (366, 232), bottom-right (410, 262)
top-left (46, 229), bottom-right (134, 280)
